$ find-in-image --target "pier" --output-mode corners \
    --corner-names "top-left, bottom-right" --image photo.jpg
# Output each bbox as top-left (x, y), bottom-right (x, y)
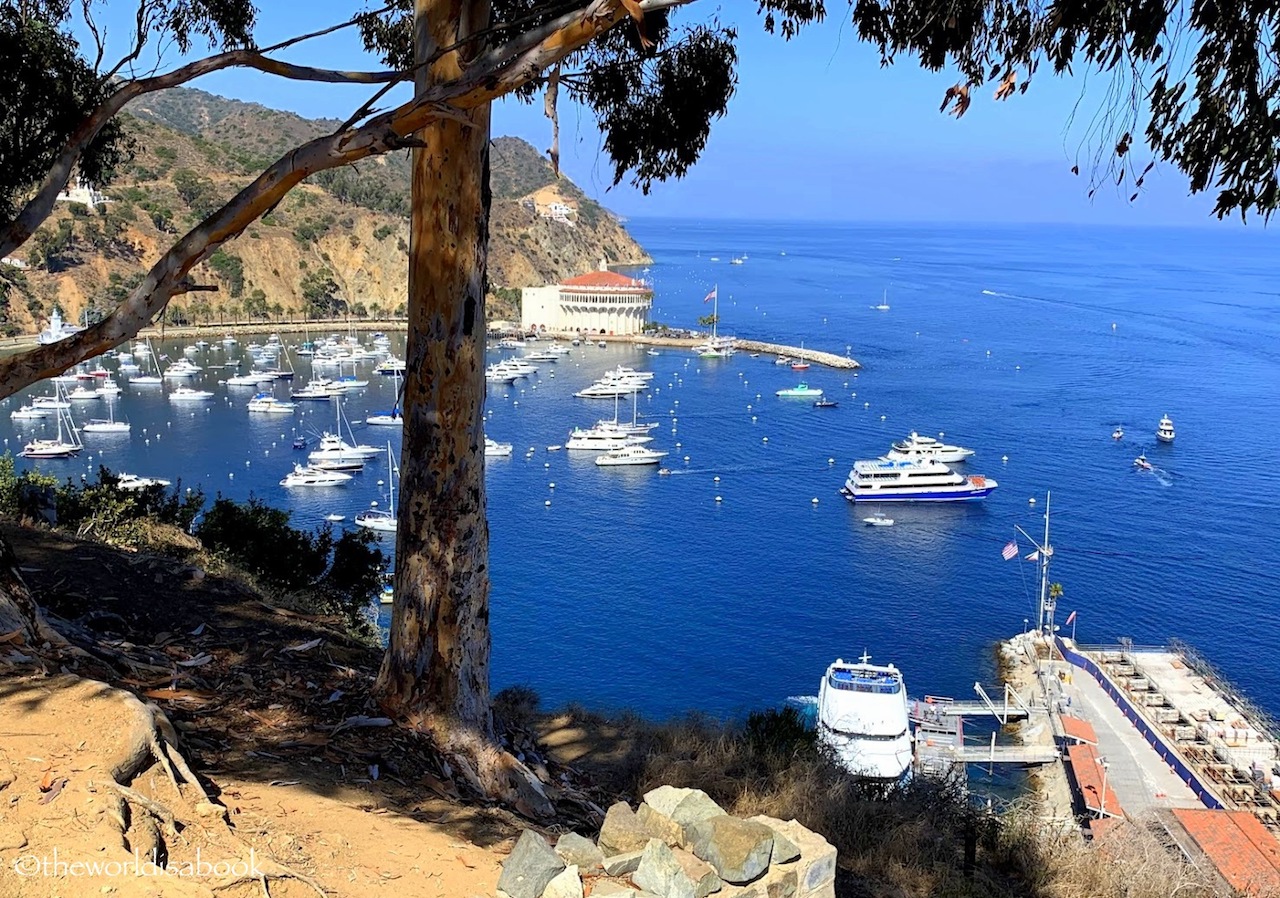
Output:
top-left (608, 333), bottom-right (861, 369)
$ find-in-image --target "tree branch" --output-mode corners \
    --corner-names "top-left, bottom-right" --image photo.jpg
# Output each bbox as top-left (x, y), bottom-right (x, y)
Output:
top-left (0, 0), bottom-right (697, 396)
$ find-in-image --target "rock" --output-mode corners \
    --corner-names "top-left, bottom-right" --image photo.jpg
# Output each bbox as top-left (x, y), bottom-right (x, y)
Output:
top-left (542, 864), bottom-right (583, 898)
top-left (633, 838), bottom-right (723, 898)
top-left (745, 817), bottom-right (801, 865)
top-left (590, 884), bottom-right (643, 898)
top-left (497, 830), bottom-right (566, 898)
top-left (637, 801), bottom-right (683, 846)
top-left (687, 816), bottom-right (774, 886)
top-left (643, 785), bottom-right (696, 817)
top-left (599, 801), bottom-right (657, 856)
top-left (717, 865), bottom-right (797, 898)
top-left (554, 832), bottom-right (604, 872)
top-left (668, 791), bottom-right (727, 847)
top-left (602, 850), bottom-right (644, 876)
top-left (763, 821), bottom-right (836, 896)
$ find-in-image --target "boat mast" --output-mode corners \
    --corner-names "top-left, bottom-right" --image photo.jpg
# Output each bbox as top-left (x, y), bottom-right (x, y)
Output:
top-left (1016, 491), bottom-right (1054, 638)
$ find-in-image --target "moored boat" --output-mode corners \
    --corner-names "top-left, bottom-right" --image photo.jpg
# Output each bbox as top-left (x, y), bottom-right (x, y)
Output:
top-left (817, 653), bottom-right (912, 781)
top-left (1156, 415), bottom-right (1175, 443)
top-left (841, 457), bottom-right (996, 502)
top-left (883, 432), bottom-right (975, 464)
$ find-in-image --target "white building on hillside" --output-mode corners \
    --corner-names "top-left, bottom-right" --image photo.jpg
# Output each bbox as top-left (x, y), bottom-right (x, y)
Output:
top-left (521, 267), bottom-right (653, 335)
top-left (56, 180), bottom-right (107, 207)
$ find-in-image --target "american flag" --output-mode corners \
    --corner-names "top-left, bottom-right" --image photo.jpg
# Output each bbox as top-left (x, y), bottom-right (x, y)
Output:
top-left (1001, 540), bottom-right (1018, 561)
top-left (703, 286), bottom-right (717, 303)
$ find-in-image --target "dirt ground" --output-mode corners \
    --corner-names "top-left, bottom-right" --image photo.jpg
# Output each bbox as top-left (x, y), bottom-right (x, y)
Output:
top-left (0, 522), bottom-right (546, 898)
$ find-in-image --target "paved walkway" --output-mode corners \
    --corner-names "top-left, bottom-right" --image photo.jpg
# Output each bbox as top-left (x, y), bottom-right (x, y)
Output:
top-left (1053, 660), bottom-right (1203, 814)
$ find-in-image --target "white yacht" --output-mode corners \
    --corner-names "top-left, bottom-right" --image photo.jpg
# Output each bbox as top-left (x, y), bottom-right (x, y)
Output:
top-left (883, 432), bottom-right (975, 464)
top-left (841, 458), bottom-right (997, 503)
top-left (280, 464), bottom-right (352, 487)
top-left (168, 387), bottom-right (214, 402)
top-left (484, 437), bottom-right (514, 457)
top-left (115, 473), bottom-right (172, 490)
top-left (817, 653), bottom-right (912, 781)
top-left (67, 385), bottom-right (100, 401)
top-left (375, 357), bottom-right (406, 376)
top-left (485, 365), bottom-right (520, 384)
top-left (595, 445), bottom-right (668, 467)
top-left (226, 372), bottom-right (273, 387)
top-left (247, 393), bottom-right (296, 414)
top-left (10, 405), bottom-right (51, 420)
top-left (1156, 415), bottom-right (1175, 443)
top-left (291, 379), bottom-right (336, 400)
top-left (565, 427), bottom-right (650, 451)
top-left (32, 394), bottom-right (69, 410)
top-left (309, 434), bottom-right (380, 465)
top-left (163, 359), bottom-right (201, 378)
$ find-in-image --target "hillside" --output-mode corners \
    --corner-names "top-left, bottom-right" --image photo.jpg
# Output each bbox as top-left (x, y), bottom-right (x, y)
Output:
top-left (0, 87), bottom-right (649, 334)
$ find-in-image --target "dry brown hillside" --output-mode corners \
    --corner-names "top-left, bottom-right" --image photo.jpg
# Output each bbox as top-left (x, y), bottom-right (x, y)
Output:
top-left (0, 88), bottom-right (648, 335)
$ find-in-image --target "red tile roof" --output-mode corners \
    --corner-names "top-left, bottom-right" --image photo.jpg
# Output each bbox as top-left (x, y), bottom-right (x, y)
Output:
top-left (1061, 715), bottom-right (1099, 745)
top-left (560, 270), bottom-right (648, 289)
top-left (1174, 809), bottom-right (1280, 895)
top-left (1066, 744), bottom-right (1124, 818)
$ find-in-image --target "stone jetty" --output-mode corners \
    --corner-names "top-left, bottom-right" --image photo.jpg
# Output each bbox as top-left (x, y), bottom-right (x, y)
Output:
top-left (496, 785), bottom-right (837, 898)
top-left (599, 333), bottom-right (860, 370)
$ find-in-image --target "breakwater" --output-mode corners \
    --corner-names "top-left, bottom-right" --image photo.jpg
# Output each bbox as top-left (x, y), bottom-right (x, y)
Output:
top-left (601, 333), bottom-right (861, 369)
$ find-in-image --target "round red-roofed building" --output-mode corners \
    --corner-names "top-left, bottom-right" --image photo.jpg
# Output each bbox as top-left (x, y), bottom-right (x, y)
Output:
top-left (520, 264), bottom-right (653, 335)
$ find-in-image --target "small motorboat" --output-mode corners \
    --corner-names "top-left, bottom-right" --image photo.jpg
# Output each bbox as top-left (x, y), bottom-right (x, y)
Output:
top-left (777, 383), bottom-right (823, 398)
top-left (790, 361), bottom-right (811, 371)
top-left (814, 399), bottom-right (839, 408)
top-left (1156, 414), bottom-right (1175, 443)
top-left (292, 436), bottom-right (307, 450)
top-left (546, 444), bottom-right (563, 452)
top-left (863, 511), bottom-right (895, 527)
top-left (647, 349), bottom-right (661, 356)
top-left (1112, 426), bottom-right (1124, 440)
top-left (1134, 453), bottom-right (1153, 471)
top-left (324, 513), bottom-right (346, 523)
top-left (485, 437), bottom-right (514, 457)
top-left (658, 468), bottom-right (672, 476)
top-left (116, 473), bottom-right (172, 490)
top-left (774, 357), bottom-right (792, 366)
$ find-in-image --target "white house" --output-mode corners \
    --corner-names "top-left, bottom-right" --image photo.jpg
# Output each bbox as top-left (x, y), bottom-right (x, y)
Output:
top-left (521, 267), bottom-right (653, 335)
top-left (56, 180), bottom-right (107, 207)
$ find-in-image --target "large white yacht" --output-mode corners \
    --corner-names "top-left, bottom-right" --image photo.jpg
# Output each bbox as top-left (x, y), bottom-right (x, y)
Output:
top-left (841, 457), bottom-right (997, 502)
top-left (1156, 415), bottom-right (1175, 443)
top-left (595, 445), bottom-right (668, 467)
top-left (883, 432), bottom-right (975, 463)
top-left (247, 393), bottom-right (296, 414)
top-left (817, 653), bottom-right (912, 781)
top-left (565, 426), bottom-right (651, 451)
top-left (280, 464), bottom-right (352, 488)
top-left (309, 434), bottom-right (381, 465)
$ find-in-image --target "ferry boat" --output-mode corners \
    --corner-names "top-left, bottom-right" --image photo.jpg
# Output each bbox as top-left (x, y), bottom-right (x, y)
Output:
top-left (1156, 415), bottom-right (1175, 443)
top-left (883, 432), bottom-right (975, 464)
top-left (841, 458), bottom-right (997, 502)
top-left (817, 653), bottom-right (912, 781)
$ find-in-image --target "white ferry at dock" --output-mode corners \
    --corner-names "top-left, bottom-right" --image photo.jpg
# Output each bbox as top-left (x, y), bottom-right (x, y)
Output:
top-left (817, 653), bottom-right (913, 781)
top-left (841, 458), bottom-right (996, 502)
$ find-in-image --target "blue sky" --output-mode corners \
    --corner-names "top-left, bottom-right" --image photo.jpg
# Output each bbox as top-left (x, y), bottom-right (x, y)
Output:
top-left (78, 1), bottom-right (1231, 226)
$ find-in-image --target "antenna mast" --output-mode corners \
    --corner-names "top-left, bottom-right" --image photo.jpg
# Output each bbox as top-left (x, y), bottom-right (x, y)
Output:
top-left (1016, 491), bottom-right (1055, 638)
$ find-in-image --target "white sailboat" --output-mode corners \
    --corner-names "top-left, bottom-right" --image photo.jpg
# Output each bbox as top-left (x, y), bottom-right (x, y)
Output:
top-left (366, 371), bottom-right (403, 426)
top-left (356, 443), bottom-right (399, 534)
top-left (130, 338), bottom-right (163, 385)
top-left (22, 384), bottom-right (83, 458)
top-left (82, 399), bottom-right (130, 434)
top-left (308, 397), bottom-right (380, 465)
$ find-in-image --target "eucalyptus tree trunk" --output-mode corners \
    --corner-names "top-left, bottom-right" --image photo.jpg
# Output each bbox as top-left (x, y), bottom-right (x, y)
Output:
top-left (374, 0), bottom-right (551, 817)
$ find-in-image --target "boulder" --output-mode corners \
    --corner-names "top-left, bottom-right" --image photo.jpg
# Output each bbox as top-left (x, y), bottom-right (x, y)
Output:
top-left (762, 820), bottom-right (835, 897)
top-left (687, 816), bottom-right (774, 885)
top-left (497, 830), bottom-right (565, 898)
top-left (592, 883), bottom-right (647, 898)
top-left (643, 785), bottom-right (696, 817)
top-left (543, 864), bottom-right (584, 898)
top-left (600, 801), bottom-right (658, 856)
top-left (745, 816), bottom-right (801, 865)
top-left (633, 838), bottom-right (723, 898)
top-left (602, 849), bottom-right (645, 876)
top-left (637, 801), bottom-right (684, 846)
top-left (717, 864), bottom-right (798, 898)
top-left (554, 832), bottom-right (604, 872)
top-left (668, 791), bottom-right (727, 847)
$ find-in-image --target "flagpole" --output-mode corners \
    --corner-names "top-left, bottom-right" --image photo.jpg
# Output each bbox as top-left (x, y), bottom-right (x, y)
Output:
top-left (1014, 490), bottom-right (1053, 638)
top-left (1071, 614), bottom-right (1077, 643)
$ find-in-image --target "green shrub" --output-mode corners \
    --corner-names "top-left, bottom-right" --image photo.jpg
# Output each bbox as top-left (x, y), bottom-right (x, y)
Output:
top-left (195, 497), bottom-right (383, 631)
top-left (54, 467), bottom-right (204, 547)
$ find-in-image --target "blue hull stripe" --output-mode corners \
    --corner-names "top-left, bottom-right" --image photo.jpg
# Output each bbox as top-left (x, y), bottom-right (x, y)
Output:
top-left (842, 486), bottom-right (996, 503)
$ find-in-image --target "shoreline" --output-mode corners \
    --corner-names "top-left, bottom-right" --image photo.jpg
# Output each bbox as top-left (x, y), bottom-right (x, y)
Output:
top-left (2, 320), bottom-right (863, 370)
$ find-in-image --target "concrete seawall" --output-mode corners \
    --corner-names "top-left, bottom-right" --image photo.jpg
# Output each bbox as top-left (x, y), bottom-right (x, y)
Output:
top-left (592, 333), bottom-right (861, 370)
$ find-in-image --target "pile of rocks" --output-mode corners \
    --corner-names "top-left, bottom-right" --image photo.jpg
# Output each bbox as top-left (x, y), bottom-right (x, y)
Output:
top-left (497, 785), bottom-right (837, 898)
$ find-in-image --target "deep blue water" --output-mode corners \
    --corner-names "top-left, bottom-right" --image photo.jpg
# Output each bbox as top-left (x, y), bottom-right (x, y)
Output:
top-left (6, 219), bottom-right (1280, 723)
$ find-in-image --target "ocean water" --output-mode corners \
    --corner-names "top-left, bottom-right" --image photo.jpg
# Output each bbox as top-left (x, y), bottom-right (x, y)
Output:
top-left (5, 219), bottom-right (1279, 723)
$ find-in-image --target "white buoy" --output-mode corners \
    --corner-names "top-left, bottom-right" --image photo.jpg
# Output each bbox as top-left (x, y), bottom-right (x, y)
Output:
top-left (880, 415), bottom-right (886, 421)
top-left (864, 402), bottom-right (870, 408)
top-left (828, 458), bottom-right (835, 465)
top-left (544, 462), bottom-right (550, 469)
top-left (684, 456), bottom-right (690, 462)
top-left (549, 482), bottom-right (556, 489)
top-left (713, 476), bottom-right (720, 482)
top-left (715, 495), bottom-right (722, 503)
top-left (811, 497), bottom-right (819, 504)
top-left (545, 500), bottom-right (552, 507)
top-left (1029, 497), bottom-right (1036, 505)
top-left (1002, 455), bottom-right (1009, 463)
top-left (751, 416), bottom-right (757, 422)
top-left (762, 436), bottom-right (769, 443)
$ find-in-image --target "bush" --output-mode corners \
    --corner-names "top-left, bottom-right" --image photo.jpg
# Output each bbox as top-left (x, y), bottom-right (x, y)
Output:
top-left (54, 467), bottom-right (204, 548)
top-left (195, 497), bottom-right (383, 631)
top-left (0, 455), bottom-right (59, 520)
